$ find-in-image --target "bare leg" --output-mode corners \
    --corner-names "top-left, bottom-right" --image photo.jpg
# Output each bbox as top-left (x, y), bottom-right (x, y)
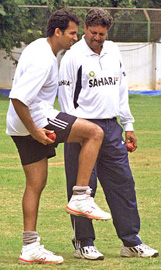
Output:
top-left (67, 118), bottom-right (103, 186)
top-left (22, 158), bottom-right (48, 231)
top-left (18, 158), bottom-right (64, 264)
top-left (66, 118), bottom-right (111, 220)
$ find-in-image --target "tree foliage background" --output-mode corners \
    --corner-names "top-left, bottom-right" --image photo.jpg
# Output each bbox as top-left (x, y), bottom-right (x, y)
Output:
top-left (0, 0), bottom-right (161, 60)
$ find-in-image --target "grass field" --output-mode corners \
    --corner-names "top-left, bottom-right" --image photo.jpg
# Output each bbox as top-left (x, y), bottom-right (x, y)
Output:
top-left (0, 95), bottom-right (161, 270)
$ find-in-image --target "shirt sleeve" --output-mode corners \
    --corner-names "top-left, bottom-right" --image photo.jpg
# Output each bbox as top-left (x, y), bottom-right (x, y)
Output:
top-left (9, 65), bottom-right (50, 106)
top-left (118, 49), bottom-right (134, 131)
top-left (58, 51), bottom-right (77, 115)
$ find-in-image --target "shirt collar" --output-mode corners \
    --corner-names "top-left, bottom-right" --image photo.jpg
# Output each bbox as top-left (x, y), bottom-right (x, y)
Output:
top-left (81, 35), bottom-right (107, 56)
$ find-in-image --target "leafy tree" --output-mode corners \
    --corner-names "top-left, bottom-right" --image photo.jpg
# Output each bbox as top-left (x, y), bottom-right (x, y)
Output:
top-left (0, 0), bottom-right (49, 63)
top-left (0, 0), bottom-right (24, 56)
top-left (1, 0), bottom-right (161, 60)
top-left (135, 0), bottom-right (161, 8)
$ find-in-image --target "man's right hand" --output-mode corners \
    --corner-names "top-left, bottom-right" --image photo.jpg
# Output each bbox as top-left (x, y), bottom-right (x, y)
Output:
top-left (31, 129), bottom-right (56, 145)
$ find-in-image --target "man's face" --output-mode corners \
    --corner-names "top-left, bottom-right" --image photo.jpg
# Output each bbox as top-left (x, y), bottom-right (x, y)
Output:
top-left (60, 21), bottom-right (78, 50)
top-left (84, 24), bottom-right (108, 54)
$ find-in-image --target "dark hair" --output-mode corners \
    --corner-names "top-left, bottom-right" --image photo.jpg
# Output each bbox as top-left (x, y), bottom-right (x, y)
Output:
top-left (47, 8), bottom-right (80, 37)
top-left (85, 8), bottom-right (113, 30)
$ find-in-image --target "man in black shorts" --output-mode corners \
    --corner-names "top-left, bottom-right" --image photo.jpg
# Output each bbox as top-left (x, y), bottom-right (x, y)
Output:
top-left (6, 9), bottom-right (110, 265)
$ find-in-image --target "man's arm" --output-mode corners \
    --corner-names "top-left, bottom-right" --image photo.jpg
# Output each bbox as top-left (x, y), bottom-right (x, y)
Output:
top-left (117, 44), bottom-right (134, 131)
top-left (117, 47), bottom-right (137, 151)
top-left (11, 99), bottom-right (54, 145)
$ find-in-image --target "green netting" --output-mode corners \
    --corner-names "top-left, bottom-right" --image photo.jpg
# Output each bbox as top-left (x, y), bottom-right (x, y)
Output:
top-left (12, 6), bottom-right (161, 43)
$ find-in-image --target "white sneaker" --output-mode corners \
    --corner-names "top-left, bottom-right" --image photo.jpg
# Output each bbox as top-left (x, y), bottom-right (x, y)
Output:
top-left (74, 246), bottom-right (104, 260)
top-left (66, 194), bottom-right (111, 220)
top-left (18, 237), bottom-right (64, 264)
top-left (120, 243), bottom-right (159, 258)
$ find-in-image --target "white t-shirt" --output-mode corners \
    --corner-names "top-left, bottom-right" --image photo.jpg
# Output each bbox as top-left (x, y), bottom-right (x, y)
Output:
top-left (6, 38), bottom-right (59, 136)
top-left (58, 36), bottom-right (134, 131)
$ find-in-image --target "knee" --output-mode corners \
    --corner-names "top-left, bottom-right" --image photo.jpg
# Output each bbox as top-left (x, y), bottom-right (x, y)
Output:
top-left (26, 177), bottom-right (47, 195)
top-left (92, 124), bottom-right (104, 144)
top-left (39, 178), bottom-right (47, 192)
top-left (37, 176), bottom-right (48, 194)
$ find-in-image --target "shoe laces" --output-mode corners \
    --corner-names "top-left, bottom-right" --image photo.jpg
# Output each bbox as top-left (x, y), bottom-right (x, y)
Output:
top-left (86, 196), bottom-right (102, 210)
top-left (38, 245), bottom-right (55, 255)
top-left (29, 238), bottom-right (55, 260)
top-left (31, 245), bottom-right (55, 261)
top-left (137, 243), bottom-right (153, 251)
top-left (130, 243), bottom-right (154, 256)
top-left (76, 196), bottom-right (105, 215)
top-left (35, 237), bottom-right (54, 254)
top-left (87, 246), bottom-right (98, 253)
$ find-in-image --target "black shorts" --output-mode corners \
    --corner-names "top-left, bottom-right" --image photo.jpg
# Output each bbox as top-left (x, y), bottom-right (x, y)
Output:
top-left (11, 112), bottom-right (77, 166)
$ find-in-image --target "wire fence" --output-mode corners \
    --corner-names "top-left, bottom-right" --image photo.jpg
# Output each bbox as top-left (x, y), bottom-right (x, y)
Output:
top-left (69, 7), bottom-right (161, 42)
top-left (17, 6), bottom-right (161, 43)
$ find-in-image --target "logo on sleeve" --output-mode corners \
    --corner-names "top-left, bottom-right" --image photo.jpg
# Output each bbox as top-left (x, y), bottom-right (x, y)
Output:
top-left (58, 80), bottom-right (72, 86)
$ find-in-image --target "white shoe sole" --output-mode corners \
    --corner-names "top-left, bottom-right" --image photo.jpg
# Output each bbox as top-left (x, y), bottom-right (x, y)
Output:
top-left (74, 253), bottom-right (104, 260)
top-left (18, 257), bottom-right (64, 264)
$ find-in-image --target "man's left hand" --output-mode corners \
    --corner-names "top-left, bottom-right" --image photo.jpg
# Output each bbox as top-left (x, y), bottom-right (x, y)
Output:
top-left (125, 131), bottom-right (137, 152)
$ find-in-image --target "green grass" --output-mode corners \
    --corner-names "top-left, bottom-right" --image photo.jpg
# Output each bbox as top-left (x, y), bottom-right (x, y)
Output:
top-left (0, 95), bottom-right (161, 270)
